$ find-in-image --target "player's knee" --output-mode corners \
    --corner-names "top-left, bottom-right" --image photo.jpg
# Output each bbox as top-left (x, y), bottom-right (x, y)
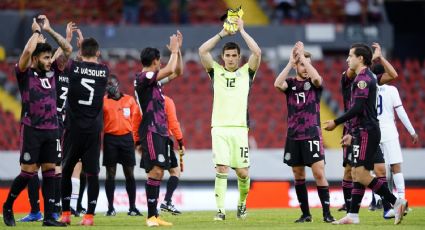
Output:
top-left (169, 168), bottom-right (180, 177)
top-left (216, 165), bottom-right (229, 174)
top-left (21, 163), bottom-right (39, 172)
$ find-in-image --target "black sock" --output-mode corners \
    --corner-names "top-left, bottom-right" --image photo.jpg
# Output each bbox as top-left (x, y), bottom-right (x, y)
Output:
top-left (42, 169), bottom-right (56, 220)
top-left (86, 173), bottom-right (99, 215)
top-left (77, 172), bottom-right (86, 210)
top-left (294, 179), bottom-right (310, 217)
top-left (164, 176), bottom-right (179, 204)
top-left (377, 177), bottom-right (392, 211)
top-left (61, 170), bottom-right (72, 212)
top-left (105, 178), bottom-right (115, 210)
top-left (125, 176), bottom-right (136, 210)
top-left (27, 174), bottom-right (40, 213)
top-left (146, 178), bottom-right (160, 218)
top-left (5, 171), bottom-right (35, 208)
top-left (368, 177), bottom-right (396, 205)
top-left (54, 173), bottom-right (62, 213)
top-left (342, 179), bottom-right (353, 213)
top-left (317, 186), bottom-right (331, 216)
top-left (349, 182), bottom-right (365, 214)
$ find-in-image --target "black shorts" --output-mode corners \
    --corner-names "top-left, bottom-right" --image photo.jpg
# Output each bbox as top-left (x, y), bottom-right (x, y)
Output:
top-left (351, 128), bottom-right (381, 170)
top-left (62, 128), bottom-right (101, 175)
top-left (374, 146), bottom-right (385, 164)
top-left (343, 145), bottom-right (353, 167)
top-left (140, 131), bottom-right (170, 173)
top-left (168, 138), bottom-right (178, 169)
top-left (283, 136), bottom-right (325, 167)
top-left (103, 133), bottom-right (136, 167)
top-left (19, 124), bottom-right (60, 165)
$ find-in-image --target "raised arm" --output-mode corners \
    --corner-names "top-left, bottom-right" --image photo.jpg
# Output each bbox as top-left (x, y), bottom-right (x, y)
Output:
top-left (157, 34), bottom-right (179, 80)
top-left (198, 29), bottom-right (230, 70)
top-left (372, 42), bottom-right (398, 85)
top-left (237, 19), bottom-right (261, 71)
top-left (18, 18), bottom-right (42, 71)
top-left (52, 21), bottom-right (77, 62)
top-left (274, 47), bottom-right (296, 92)
top-left (38, 15), bottom-right (73, 58)
top-left (296, 41), bottom-right (322, 87)
top-left (167, 30), bottom-right (184, 81)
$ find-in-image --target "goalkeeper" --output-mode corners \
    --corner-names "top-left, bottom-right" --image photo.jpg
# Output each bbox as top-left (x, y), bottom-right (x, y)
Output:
top-left (198, 15), bottom-right (261, 221)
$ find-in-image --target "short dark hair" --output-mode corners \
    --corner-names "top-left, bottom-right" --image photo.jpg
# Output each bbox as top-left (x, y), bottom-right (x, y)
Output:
top-left (109, 74), bottom-right (119, 83)
top-left (222, 42), bottom-right (240, 55)
top-left (81, 38), bottom-right (99, 57)
top-left (140, 47), bottom-right (160, 66)
top-left (371, 63), bottom-right (385, 75)
top-left (350, 43), bottom-right (372, 66)
top-left (32, 43), bottom-right (52, 57)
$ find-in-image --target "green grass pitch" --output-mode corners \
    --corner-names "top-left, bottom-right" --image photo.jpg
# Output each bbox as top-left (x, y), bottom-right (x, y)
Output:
top-left (5, 207), bottom-right (425, 229)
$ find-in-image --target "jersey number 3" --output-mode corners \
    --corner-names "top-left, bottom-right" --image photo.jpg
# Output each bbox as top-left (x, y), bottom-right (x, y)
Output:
top-left (377, 95), bottom-right (383, 115)
top-left (78, 78), bottom-right (95, 106)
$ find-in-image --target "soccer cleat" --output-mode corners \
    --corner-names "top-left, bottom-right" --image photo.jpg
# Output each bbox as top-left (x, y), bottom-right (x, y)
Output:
top-left (323, 214), bottom-right (336, 223)
top-left (42, 218), bottom-right (67, 227)
top-left (236, 204), bottom-right (247, 220)
top-left (105, 208), bottom-right (116, 216)
top-left (156, 216), bottom-right (173, 226)
top-left (337, 204), bottom-right (347, 212)
top-left (128, 208), bottom-right (143, 216)
top-left (146, 216), bottom-right (159, 227)
top-left (2, 204), bottom-right (16, 226)
top-left (384, 209), bottom-right (395, 219)
top-left (332, 215), bottom-right (359, 225)
top-left (160, 202), bottom-right (182, 215)
top-left (79, 214), bottom-right (94, 226)
top-left (52, 212), bottom-right (60, 221)
top-left (394, 198), bottom-right (407, 225)
top-left (368, 200), bottom-right (377, 211)
top-left (213, 210), bottom-right (225, 221)
top-left (60, 211), bottom-right (71, 225)
top-left (71, 207), bottom-right (81, 217)
top-left (18, 211), bottom-right (43, 222)
top-left (294, 215), bottom-right (312, 223)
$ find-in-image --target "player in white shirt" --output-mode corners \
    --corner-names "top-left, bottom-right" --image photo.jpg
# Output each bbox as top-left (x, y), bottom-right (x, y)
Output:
top-left (377, 83), bottom-right (418, 198)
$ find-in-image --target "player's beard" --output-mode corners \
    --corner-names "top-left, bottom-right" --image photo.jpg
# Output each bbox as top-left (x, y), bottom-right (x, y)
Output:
top-left (37, 61), bottom-right (49, 73)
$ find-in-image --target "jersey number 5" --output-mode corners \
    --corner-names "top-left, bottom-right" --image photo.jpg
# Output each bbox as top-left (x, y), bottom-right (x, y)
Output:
top-left (78, 78), bottom-right (95, 106)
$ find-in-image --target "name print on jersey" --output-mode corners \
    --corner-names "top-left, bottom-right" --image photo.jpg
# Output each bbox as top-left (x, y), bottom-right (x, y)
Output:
top-left (73, 66), bottom-right (107, 77)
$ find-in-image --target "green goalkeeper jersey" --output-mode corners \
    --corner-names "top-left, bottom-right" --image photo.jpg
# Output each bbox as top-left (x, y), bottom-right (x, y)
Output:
top-left (208, 61), bottom-right (256, 128)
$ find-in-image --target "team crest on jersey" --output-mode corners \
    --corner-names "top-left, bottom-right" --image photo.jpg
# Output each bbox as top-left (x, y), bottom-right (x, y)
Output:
top-left (284, 152), bottom-right (291, 161)
top-left (146, 71), bottom-right (154, 79)
top-left (235, 71), bottom-right (241, 77)
top-left (304, 82), bottom-right (311, 91)
top-left (46, 71), bottom-right (54, 78)
top-left (357, 80), bottom-right (367, 89)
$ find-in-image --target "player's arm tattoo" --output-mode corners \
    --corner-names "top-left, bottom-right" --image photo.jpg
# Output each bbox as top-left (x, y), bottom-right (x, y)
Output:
top-left (47, 29), bottom-right (72, 58)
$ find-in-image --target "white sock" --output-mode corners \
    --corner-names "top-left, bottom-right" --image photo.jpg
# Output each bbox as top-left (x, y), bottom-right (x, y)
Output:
top-left (374, 192), bottom-right (381, 202)
top-left (71, 177), bottom-right (80, 210)
top-left (393, 173), bottom-right (405, 199)
top-left (348, 213), bottom-right (359, 219)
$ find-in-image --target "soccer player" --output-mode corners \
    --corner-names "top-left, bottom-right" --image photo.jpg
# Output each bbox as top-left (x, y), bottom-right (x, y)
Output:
top-left (134, 94), bottom-right (186, 215)
top-left (18, 21), bottom-right (78, 223)
top-left (324, 43), bottom-right (407, 225)
top-left (59, 36), bottom-right (109, 225)
top-left (134, 31), bottom-right (182, 227)
top-left (274, 42), bottom-right (335, 223)
top-left (374, 65), bottom-right (418, 218)
top-left (2, 15), bottom-right (72, 227)
top-left (198, 18), bottom-right (261, 221)
top-left (102, 74), bottom-right (142, 217)
top-left (338, 42), bottom-right (399, 214)
top-left (159, 95), bottom-right (185, 215)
